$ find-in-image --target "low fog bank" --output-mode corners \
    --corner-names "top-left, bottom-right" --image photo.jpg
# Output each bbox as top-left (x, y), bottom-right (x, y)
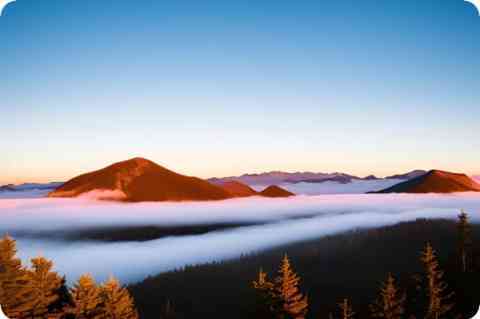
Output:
top-left (252, 179), bottom-right (403, 195)
top-left (0, 179), bottom-right (403, 200)
top-left (2, 193), bottom-right (480, 233)
top-left (1, 193), bottom-right (480, 284)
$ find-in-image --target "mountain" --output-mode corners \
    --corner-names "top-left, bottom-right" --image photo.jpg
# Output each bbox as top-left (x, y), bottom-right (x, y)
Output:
top-left (209, 170), bottom-right (428, 186)
top-left (0, 184), bottom-right (15, 192)
top-left (375, 170), bottom-right (480, 194)
top-left (215, 181), bottom-right (258, 197)
top-left (209, 172), bottom-right (361, 186)
top-left (0, 182), bottom-right (63, 192)
top-left (259, 185), bottom-right (295, 198)
top-left (385, 170), bottom-right (427, 180)
top-left (213, 180), bottom-right (296, 198)
top-left (49, 158), bottom-right (231, 202)
top-left (363, 175), bottom-right (380, 180)
top-left (291, 175), bottom-right (357, 184)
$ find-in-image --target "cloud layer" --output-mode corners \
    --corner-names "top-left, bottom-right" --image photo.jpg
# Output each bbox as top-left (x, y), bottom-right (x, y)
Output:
top-left (251, 179), bottom-right (403, 195)
top-left (1, 193), bottom-right (480, 284)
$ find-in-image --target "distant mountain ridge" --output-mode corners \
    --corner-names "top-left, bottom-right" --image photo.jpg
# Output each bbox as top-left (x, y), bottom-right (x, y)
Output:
top-left (0, 182), bottom-right (63, 192)
top-left (290, 175), bottom-right (359, 184)
top-left (385, 170), bottom-right (427, 180)
top-left (209, 171), bottom-right (355, 186)
top-left (374, 170), bottom-right (480, 194)
top-left (208, 169), bottom-right (426, 186)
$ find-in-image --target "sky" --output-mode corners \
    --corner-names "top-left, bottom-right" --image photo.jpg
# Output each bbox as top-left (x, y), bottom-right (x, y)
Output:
top-left (0, 0), bottom-right (479, 184)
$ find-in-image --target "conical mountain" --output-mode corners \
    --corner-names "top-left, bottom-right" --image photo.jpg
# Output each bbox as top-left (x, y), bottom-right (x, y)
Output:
top-left (259, 185), bottom-right (295, 197)
top-left (375, 170), bottom-right (480, 193)
top-left (49, 158), bottom-right (231, 202)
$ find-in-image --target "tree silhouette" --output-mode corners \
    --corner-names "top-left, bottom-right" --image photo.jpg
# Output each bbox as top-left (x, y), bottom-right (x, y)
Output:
top-left (252, 268), bottom-right (276, 318)
top-left (0, 235), bottom-right (31, 317)
top-left (457, 211), bottom-right (472, 273)
top-left (50, 276), bottom-right (75, 316)
top-left (421, 243), bottom-right (454, 319)
top-left (273, 255), bottom-right (308, 319)
top-left (337, 298), bottom-right (355, 319)
top-left (101, 276), bottom-right (138, 319)
top-left (159, 299), bottom-right (177, 319)
top-left (70, 274), bottom-right (104, 319)
top-left (19, 256), bottom-right (64, 318)
top-left (0, 235), bottom-right (142, 319)
top-left (370, 273), bottom-right (406, 319)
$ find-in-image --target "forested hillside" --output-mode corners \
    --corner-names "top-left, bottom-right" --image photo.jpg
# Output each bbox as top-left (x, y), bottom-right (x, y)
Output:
top-left (130, 216), bottom-right (480, 319)
top-left (1, 214), bottom-right (479, 318)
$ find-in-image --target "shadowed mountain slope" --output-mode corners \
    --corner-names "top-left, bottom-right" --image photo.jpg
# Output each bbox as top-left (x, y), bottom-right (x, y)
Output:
top-left (215, 181), bottom-right (258, 197)
top-left (385, 169), bottom-right (427, 180)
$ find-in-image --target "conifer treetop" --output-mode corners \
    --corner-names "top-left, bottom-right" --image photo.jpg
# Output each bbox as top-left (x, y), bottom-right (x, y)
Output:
top-left (370, 273), bottom-right (406, 319)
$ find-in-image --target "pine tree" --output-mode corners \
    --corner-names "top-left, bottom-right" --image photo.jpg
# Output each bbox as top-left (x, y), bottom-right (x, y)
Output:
top-left (253, 268), bottom-right (274, 293)
top-left (15, 256), bottom-right (64, 318)
top-left (159, 299), bottom-right (176, 319)
top-left (421, 243), bottom-right (454, 319)
top-left (457, 210), bottom-right (472, 273)
top-left (252, 268), bottom-right (276, 318)
top-left (338, 298), bottom-right (354, 319)
top-left (101, 276), bottom-right (138, 319)
top-left (370, 273), bottom-right (406, 319)
top-left (50, 276), bottom-right (75, 316)
top-left (273, 255), bottom-right (308, 319)
top-left (0, 234), bottom-right (31, 318)
top-left (70, 274), bottom-right (104, 319)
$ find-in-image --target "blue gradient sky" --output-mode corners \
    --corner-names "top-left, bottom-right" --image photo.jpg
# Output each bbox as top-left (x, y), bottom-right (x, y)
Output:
top-left (1, 0), bottom-right (479, 184)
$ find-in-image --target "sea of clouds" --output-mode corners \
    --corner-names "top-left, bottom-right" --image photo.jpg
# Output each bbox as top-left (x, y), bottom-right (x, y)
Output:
top-left (1, 192), bottom-right (480, 284)
top-left (251, 179), bottom-right (403, 195)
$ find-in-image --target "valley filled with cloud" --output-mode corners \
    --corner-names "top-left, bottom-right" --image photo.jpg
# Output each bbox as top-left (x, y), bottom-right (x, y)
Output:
top-left (1, 193), bottom-right (480, 284)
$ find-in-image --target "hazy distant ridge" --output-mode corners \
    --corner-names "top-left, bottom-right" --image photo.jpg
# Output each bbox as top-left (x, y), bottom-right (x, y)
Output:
top-left (209, 169), bottom-right (427, 186)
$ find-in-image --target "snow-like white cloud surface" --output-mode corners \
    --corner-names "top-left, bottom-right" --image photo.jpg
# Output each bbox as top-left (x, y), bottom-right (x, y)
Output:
top-left (0, 179), bottom-right (401, 200)
top-left (252, 179), bottom-right (403, 195)
top-left (1, 193), bottom-right (480, 284)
